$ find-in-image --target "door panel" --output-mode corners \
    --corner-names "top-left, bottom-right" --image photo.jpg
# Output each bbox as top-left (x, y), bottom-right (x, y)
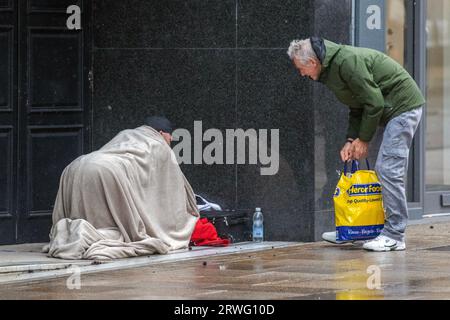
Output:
top-left (16, 0), bottom-right (90, 243)
top-left (30, 31), bottom-right (82, 110)
top-left (0, 0), bottom-right (90, 244)
top-left (0, 0), bottom-right (12, 9)
top-left (0, 0), bottom-right (17, 244)
top-left (0, 28), bottom-right (12, 108)
top-left (27, 127), bottom-right (83, 213)
top-left (29, 0), bottom-right (81, 12)
top-left (0, 128), bottom-right (14, 243)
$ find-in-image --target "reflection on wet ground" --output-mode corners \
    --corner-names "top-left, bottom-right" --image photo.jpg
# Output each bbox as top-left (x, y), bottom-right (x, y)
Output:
top-left (1, 220), bottom-right (450, 299)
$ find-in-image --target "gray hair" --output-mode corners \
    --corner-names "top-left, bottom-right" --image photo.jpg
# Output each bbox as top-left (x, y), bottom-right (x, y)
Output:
top-left (287, 39), bottom-right (317, 65)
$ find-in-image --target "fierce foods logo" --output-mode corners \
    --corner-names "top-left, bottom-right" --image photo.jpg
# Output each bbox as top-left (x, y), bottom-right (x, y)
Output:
top-left (347, 184), bottom-right (382, 196)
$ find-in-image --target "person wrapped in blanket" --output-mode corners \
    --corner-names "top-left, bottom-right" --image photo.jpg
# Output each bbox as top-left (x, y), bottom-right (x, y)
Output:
top-left (43, 116), bottom-right (199, 260)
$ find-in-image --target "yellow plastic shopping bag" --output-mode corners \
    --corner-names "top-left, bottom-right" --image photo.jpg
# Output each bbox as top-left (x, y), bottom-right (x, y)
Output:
top-left (334, 160), bottom-right (385, 241)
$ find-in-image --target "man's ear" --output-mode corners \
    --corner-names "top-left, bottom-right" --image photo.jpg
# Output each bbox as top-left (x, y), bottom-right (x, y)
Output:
top-left (309, 57), bottom-right (319, 67)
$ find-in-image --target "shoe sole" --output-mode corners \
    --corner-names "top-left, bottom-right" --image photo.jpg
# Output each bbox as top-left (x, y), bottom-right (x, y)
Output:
top-left (323, 239), bottom-right (355, 245)
top-left (363, 245), bottom-right (406, 252)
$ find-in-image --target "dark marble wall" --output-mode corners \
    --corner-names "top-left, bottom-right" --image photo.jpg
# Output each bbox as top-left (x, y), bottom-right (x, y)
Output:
top-left (311, 0), bottom-right (381, 239)
top-left (235, 0), bottom-right (314, 241)
top-left (92, 0), bottom-right (352, 242)
top-left (312, 0), bottom-right (353, 239)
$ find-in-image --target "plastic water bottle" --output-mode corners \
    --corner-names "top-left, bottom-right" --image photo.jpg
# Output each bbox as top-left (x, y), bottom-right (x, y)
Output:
top-left (252, 208), bottom-right (264, 242)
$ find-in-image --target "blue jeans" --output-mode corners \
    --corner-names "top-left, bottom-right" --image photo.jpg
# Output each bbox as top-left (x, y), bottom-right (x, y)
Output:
top-left (375, 107), bottom-right (423, 242)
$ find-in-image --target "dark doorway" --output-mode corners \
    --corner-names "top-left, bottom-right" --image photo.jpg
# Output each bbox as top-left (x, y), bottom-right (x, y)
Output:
top-left (0, 0), bottom-right (91, 244)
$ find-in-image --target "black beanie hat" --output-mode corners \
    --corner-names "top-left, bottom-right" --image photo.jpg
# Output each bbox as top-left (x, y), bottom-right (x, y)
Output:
top-left (145, 116), bottom-right (174, 134)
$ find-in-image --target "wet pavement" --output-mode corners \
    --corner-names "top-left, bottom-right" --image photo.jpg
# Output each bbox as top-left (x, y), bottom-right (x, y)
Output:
top-left (1, 218), bottom-right (450, 300)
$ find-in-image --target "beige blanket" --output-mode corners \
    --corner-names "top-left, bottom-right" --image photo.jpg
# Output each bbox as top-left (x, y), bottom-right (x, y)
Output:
top-left (43, 125), bottom-right (199, 260)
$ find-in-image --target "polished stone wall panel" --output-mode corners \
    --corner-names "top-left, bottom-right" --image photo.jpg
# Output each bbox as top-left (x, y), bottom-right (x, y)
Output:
top-left (313, 0), bottom-right (353, 238)
top-left (93, 49), bottom-right (238, 208)
top-left (93, 0), bottom-right (236, 48)
top-left (236, 50), bottom-right (315, 241)
top-left (238, 0), bottom-right (312, 48)
top-left (92, 0), bottom-right (351, 242)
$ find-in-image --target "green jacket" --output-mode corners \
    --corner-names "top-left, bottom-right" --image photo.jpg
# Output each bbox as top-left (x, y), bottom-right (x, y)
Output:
top-left (318, 39), bottom-right (425, 142)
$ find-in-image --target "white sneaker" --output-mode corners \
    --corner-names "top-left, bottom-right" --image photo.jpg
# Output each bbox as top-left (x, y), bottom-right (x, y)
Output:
top-left (363, 235), bottom-right (406, 252)
top-left (321, 231), bottom-right (352, 244)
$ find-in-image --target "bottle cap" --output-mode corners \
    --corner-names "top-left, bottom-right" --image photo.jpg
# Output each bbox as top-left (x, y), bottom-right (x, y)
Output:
top-left (255, 207), bottom-right (261, 211)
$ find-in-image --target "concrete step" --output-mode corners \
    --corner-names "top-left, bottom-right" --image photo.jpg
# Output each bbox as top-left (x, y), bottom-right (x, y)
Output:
top-left (0, 241), bottom-right (299, 285)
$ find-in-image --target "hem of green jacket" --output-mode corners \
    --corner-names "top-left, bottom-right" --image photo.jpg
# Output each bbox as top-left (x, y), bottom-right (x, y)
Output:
top-left (359, 103), bottom-right (425, 142)
top-left (381, 103), bottom-right (425, 127)
top-left (346, 103), bottom-right (425, 142)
